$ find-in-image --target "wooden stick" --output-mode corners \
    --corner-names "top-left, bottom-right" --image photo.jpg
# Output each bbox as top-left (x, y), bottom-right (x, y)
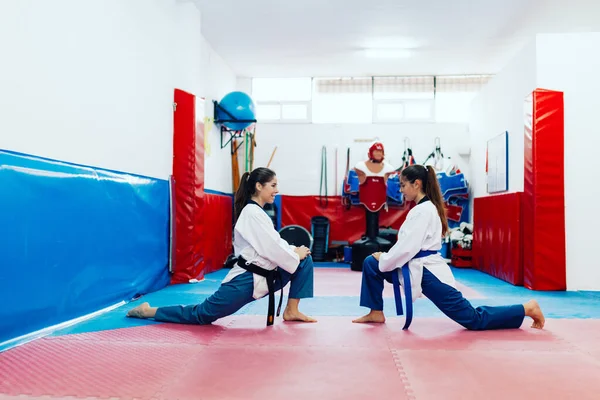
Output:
top-left (266, 146), bottom-right (278, 168)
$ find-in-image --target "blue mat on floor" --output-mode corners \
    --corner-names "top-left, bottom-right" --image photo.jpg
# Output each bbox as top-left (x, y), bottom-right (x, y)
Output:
top-left (51, 265), bottom-right (600, 336)
top-left (315, 262), bottom-right (350, 269)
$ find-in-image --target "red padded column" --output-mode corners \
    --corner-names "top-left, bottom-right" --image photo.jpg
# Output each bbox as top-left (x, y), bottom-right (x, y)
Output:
top-left (523, 89), bottom-right (566, 290)
top-left (171, 89), bottom-right (205, 283)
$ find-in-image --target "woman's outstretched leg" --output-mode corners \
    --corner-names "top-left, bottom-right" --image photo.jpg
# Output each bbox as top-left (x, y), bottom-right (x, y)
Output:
top-left (127, 271), bottom-right (255, 325)
top-left (421, 268), bottom-right (545, 330)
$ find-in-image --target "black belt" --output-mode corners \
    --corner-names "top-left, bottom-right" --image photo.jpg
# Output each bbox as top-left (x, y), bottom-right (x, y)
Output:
top-left (225, 255), bottom-right (283, 326)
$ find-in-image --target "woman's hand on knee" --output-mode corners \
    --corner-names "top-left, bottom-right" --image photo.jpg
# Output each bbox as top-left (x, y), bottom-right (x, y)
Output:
top-left (294, 245), bottom-right (311, 260)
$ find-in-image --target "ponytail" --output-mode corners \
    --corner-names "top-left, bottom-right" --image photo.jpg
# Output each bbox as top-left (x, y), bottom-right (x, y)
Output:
top-left (401, 164), bottom-right (449, 236)
top-left (234, 172), bottom-right (251, 223)
top-left (424, 165), bottom-right (448, 235)
top-left (233, 167), bottom-right (277, 223)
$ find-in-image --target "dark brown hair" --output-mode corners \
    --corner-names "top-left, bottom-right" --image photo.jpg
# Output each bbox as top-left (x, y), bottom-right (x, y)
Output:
top-left (401, 165), bottom-right (448, 235)
top-left (233, 167), bottom-right (276, 223)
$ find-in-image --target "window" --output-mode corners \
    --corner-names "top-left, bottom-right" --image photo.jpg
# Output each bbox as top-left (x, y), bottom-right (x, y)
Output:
top-left (435, 75), bottom-right (492, 123)
top-left (373, 76), bottom-right (435, 101)
top-left (312, 77), bottom-right (373, 123)
top-left (251, 78), bottom-right (312, 123)
top-left (375, 103), bottom-right (405, 121)
top-left (281, 103), bottom-right (309, 119)
top-left (373, 77), bottom-right (435, 122)
top-left (256, 104), bottom-right (281, 121)
top-left (252, 78), bottom-right (312, 102)
top-left (249, 75), bottom-right (493, 124)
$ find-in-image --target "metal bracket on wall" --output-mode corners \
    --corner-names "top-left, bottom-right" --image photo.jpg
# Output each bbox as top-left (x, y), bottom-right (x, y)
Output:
top-left (220, 126), bottom-right (245, 153)
top-left (214, 100), bottom-right (257, 155)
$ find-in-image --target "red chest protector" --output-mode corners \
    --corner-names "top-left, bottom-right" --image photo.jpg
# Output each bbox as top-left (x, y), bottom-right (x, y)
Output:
top-left (359, 176), bottom-right (387, 212)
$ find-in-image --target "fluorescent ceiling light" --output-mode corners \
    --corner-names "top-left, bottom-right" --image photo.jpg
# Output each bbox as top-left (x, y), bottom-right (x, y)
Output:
top-left (363, 49), bottom-right (413, 59)
top-left (363, 37), bottom-right (421, 49)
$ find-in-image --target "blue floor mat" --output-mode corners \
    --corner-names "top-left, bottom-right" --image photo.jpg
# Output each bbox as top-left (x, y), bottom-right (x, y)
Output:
top-left (51, 264), bottom-right (600, 336)
top-left (314, 262), bottom-right (350, 269)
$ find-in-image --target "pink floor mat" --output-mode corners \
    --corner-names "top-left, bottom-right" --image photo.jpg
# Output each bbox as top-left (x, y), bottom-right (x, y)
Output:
top-left (297, 268), bottom-right (485, 299)
top-left (2, 316), bottom-right (600, 400)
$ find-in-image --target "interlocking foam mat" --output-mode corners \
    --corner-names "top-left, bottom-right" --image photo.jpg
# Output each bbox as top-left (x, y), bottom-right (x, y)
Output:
top-left (2, 264), bottom-right (599, 400)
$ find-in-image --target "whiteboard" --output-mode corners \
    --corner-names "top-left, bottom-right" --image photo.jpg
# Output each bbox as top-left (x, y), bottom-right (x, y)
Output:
top-left (487, 131), bottom-right (509, 193)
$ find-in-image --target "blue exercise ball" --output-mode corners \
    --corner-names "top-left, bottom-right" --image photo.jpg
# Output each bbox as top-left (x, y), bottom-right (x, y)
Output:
top-left (216, 91), bottom-right (257, 131)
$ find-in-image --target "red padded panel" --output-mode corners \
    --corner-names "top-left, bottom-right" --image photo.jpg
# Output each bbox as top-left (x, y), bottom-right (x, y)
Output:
top-left (523, 89), bottom-right (566, 290)
top-left (446, 203), bottom-right (464, 222)
top-left (472, 193), bottom-right (523, 285)
top-left (281, 195), bottom-right (412, 244)
top-left (171, 90), bottom-right (205, 283)
top-left (203, 192), bottom-right (233, 274)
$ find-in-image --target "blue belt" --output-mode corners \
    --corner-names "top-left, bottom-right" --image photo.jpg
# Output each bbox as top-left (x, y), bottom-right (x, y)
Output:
top-left (391, 249), bottom-right (437, 330)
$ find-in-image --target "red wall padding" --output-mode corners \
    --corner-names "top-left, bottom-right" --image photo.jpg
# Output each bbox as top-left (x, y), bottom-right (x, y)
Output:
top-left (171, 90), bottom-right (205, 283)
top-left (472, 193), bottom-right (523, 285)
top-left (523, 89), bottom-right (566, 290)
top-left (281, 196), bottom-right (413, 244)
top-left (203, 193), bottom-right (233, 274)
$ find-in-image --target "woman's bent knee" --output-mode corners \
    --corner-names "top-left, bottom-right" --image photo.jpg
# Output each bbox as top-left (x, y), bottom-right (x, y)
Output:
top-left (362, 255), bottom-right (378, 273)
top-left (300, 255), bottom-right (314, 268)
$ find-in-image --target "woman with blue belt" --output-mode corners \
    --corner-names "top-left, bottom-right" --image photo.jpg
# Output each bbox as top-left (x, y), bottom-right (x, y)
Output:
top-left (127, 167), bottom-right (316, 326)
top-left (353, 165), bottom-right (545, 330)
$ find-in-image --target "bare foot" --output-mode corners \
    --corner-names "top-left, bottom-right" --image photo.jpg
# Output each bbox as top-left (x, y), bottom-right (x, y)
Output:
top-left (352, 310), bottom-right (386, 324)
top-left (524, 300), bottom-right (545, 329)
top-left (127, 302), bottom-right (152, 319)
top-left (283, 309), bottom-right (317, 323)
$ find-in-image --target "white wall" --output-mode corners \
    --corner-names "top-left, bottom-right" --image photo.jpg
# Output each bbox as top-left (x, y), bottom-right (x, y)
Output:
top-left (202, 38), bottom-right (238, 193)
top-left (536, 32), bottom-right (600, 291)
top-left (237, 77), bottom-right (253, 94)
top-left (0, 0), bottom-right (237, 186)
top-left (253, 123), bottom-right (470, 196)
top-left (469, 39), bottom-right (538, 199)
top-left (469, 32), bottom-right (600, 291)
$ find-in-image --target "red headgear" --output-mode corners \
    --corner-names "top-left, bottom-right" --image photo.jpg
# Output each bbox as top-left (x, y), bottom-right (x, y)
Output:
top-left (368, 142), bottom-right (385, 162)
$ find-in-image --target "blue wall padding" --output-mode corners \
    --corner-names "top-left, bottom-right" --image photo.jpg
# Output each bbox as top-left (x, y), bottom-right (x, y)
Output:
top-left (274, 194), bottom-right (282, 231)
top-left (0, 150), bottom-right (170, 343)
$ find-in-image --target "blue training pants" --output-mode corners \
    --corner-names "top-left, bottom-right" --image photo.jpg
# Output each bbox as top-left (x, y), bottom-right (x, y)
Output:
top-left (153, 256), bottom-right (314, 325)
top-left (360, 255), bottom-right (525, 330)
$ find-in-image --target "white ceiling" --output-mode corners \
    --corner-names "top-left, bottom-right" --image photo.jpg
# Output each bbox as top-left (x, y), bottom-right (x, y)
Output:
top-left (195, 0), bottom-right (600, 78)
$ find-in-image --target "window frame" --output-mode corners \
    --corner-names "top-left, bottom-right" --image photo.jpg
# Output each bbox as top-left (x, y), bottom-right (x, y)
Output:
top-left (373, 98), bottom-right (435, 124)
top-left (255, 100), bottom-right (312, 124)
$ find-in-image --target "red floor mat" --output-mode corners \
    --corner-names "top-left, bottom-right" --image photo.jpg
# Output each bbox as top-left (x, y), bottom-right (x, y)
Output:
top-left (2, 317), bottom-right (600, 400)
top-left (0, 339), bottom-right (201, 399)
top-left (214, 315), bottom-right (391, 349)
top-left (310, 269), bottom-right (484, 299)
top-left (48, 316), bottom-right (235, 345)
top-left (397, 349), bottom-right (600, 400)
top-left (385, 318), bottom-right (576, 352)
top-left (158, 346), bottom-right (409, 400)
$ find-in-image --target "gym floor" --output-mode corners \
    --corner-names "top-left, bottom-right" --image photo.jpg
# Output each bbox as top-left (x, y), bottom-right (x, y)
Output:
top-left (1, 264), bottom-right (600, 400)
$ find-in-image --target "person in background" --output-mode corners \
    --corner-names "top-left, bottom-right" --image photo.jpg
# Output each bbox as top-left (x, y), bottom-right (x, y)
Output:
top-left (354, 142), bottom-right (396, 185)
